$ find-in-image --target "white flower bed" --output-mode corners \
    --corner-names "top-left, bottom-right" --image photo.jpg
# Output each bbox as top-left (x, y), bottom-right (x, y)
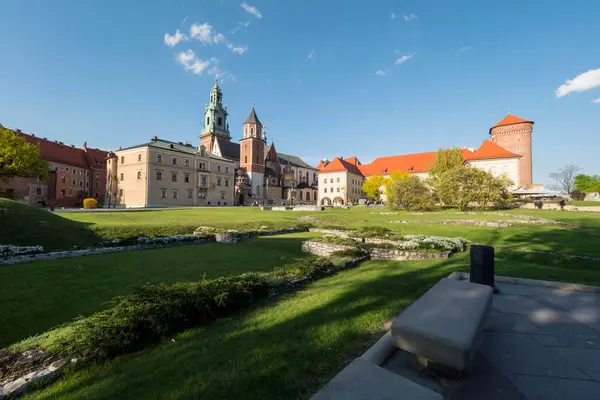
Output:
top-left (193, 226), bottom-right (220, 237)
top-left (0, 245), bottom-right (44, 258)
top-left (399, 235), bottom-right (469, 252)
top-left (137, 235), bottom-right (199, 245)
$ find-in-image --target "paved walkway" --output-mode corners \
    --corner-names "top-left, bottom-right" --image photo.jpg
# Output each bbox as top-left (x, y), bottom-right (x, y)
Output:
top-left (383, 282), bottom-right (600, 399)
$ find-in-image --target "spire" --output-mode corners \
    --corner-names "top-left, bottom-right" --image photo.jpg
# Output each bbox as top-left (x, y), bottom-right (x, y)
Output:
top-left (244, 106), bottom-right (262, 126)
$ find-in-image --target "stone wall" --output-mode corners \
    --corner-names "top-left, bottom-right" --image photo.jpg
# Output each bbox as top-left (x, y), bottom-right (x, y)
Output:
top-left (367, 247), bottom-right (450, 260)
top-left (584, 192), bottom-right (600, 201)
top-left (308, 228), bottom-right (350, 237)
top-left (301, 241), bottom-right (354, 256)
top-left (292, 205), bottom-right (324, 211)
top-left (520, 203), bottom-right (600, 212)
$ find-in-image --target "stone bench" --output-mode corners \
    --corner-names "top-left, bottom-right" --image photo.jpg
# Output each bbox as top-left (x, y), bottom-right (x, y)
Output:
top-left (391, 278), bottom-right (493, 373)
top-left (311, 358), bottom-right (442, 400)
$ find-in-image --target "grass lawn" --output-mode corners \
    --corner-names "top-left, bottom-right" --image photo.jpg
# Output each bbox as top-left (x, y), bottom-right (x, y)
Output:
top-left (25, 250), bottom-right (600, 400)
top-left (569, 200), bottom-right (600, 206)
top-left (0, 233), bottom-right (316, 348)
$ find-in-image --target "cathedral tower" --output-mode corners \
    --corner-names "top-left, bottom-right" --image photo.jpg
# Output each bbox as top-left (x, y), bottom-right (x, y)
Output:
top-left (489, 114), bottom-right (534, 187)
top-left (240, 106), bottom-right (266, 199)
top-left (199, 79), bottom-right (230, 153)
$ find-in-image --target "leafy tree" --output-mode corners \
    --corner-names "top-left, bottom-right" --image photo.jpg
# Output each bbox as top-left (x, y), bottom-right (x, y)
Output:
top-left (574, 174), bottom-right (600, 193)
top-left (0, 126), bottom-right (47, 180)
top-left (384, 171), bottom-right (409, 205)
top-left (549, 164), bottom-right (580, 194)
top-left (437, 166), bottom-right (513, 210)
top-left (387, 174), bottom-right (436, 211)
top-left (361, 175), bottom-right (388, 201)
top-left (428, 147), bottom-right (464, 190)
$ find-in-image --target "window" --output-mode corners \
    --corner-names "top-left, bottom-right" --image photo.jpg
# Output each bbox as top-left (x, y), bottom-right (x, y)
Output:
top-left (218, 117), bottom-right (222, 126)
top-left (96, 172), bottom-right (100, 178)
top-left (80, 170), bottom-right (83, 176)
top-left (516, 148), bottom-right (520, 153)
top-left (337, 187), bottom-right (340, 192)
top-left (61, 176), bottom-right (66, 183)
top-left (138, 154), bottom-right (142, 162)
top-left (324, 188), bottom-right (328, 193)
top-left (225, 166), bottom-right (229, 173)
top-left (217, 164), bottom-right (221, 172)
top-left (135, 171), bottom-right (141, 180)
top-left (79, 181), bottom-right (83, 187)
top-left (184, 159), bottom-right (190, 167)
top-left (95, 182), bottom-right (99, 189)
top-left (330, 187), bottom-right (333, 193)
top-left (225, 179), bottom-right (229, 187)
top-left (161, 189), bottom-right (167, 198)
top-left (173, 190), bottom-right (178, 199)
top-left (244, 156), bottom-right (248, 163)
top-left (119, 189), bottom-right (123, 197)
top-left (187, 189), bottom-right (193, 199)
top-left (221, 191), bottom-right (225, 200)
top-left (207, 116), bottom-right (210, 125)
top-left (184, 173), bottom-right (190, 183)
top-left (171, 172), bottom-right (177, 182)
top-left (72, 179), bottom-right (76, 185)
top-left (95, 192), bottom-right (99, 197)
top-left (217, 177), bottom-right (222, 186)
top-left (86, 171), bottom-right (89, 177)
top-left (121, 156), bottom-right (125, 164)
top-left (157, 153), bottom-right (163, 163)
top-left (172, 156), bottom-right (177, 165)
top-left (201, 175), bottom-right (207, 186)
top-left (156, 171), bottom-right (162, 180)
top-left (120, 173), bottom-right (124, 181)
top-left (61, 189), bottom-right (65, 196)
top-left (337, 177), bottom-right (340, 183)
top-left (85, 182), bottom-right (89, 188)
top-left (66, 167), bottom-right (69, 172)
top-left (324, 178), bottom-right (327, 184)
top-left (198, 191), bottom-right (206, 199)
top-left (36, 187), bottom-right (42, 195)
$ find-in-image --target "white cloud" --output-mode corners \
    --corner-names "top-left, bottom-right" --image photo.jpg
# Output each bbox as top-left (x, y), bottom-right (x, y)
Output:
top-left (241, 2), bottom-right (262, 19)
top-left (180, 16), bottom-right (188, 26)
top-left (176, 50), bottom-right (212, 75)
top-left (164, 29), bottom-right (187, 47)
top-left (375, 70), bottom-right (387, 77)
top-left (458, 46), bottom-right (472, 53)
top-left (190, 23), bottom-right (214, 44)
top-left (239, 21), bottom-right (251, 27)
top-left (555, 68), bottom-right (600, 97)
top-left (308, 49), bottom-right (315, 60)
top-left (390, 12), bottom-right (395, 20)
top-left (227, 43), bottom-right (248, 55)
top-left (404, 14), bottom-right (418, 22)
top-left (395, 52), bottom-right (416, 65)
top-left (213, 33), bottom-right (226, 44)
top-left (592, 98), bottom-right (600, 104)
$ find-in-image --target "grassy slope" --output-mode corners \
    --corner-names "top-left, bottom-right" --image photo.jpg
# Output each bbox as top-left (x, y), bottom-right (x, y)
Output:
top-left (0, 199), bottom-right (99, 250)
top-left (26, 250), bottom-right (600, 400)
top-left (0, 233), bottom-right (315, 348)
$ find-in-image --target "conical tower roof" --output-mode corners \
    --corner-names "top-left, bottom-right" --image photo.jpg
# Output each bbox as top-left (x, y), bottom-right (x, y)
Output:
top-left (244, 106), bottom-right (262, 125)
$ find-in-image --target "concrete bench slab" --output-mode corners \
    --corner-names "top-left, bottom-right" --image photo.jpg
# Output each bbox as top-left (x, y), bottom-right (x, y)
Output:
top-left (391, 278), bottom-right (493, 372)
top-left (311, 358), bottom-right (442, 400)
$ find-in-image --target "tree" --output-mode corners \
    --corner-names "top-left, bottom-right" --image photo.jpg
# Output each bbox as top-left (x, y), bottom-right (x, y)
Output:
top-left (387, 174), bottom-right (436, 211)
top-left (361, 175), bottom-right (387, 201)
top-left (437, 166), bottom-right (513, 210)
top-left (574, 174), bottom-right (600, 193)
top-left (428, 147), bottom-right (464, 190)
top-left (384, 171), bottom-right (409, 205)
top-left (0, 126), bottom-right (48, 180)
top-left (549, 164), bottom-right (580, 194)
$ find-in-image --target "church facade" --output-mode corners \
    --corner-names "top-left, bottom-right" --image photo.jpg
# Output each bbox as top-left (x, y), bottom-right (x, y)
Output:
top-left (107, 80), bottom-right (318, 208)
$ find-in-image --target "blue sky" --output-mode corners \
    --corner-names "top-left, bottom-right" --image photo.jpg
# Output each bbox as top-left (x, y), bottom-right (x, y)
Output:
top-left (1, 0), bottom-right (599, 184)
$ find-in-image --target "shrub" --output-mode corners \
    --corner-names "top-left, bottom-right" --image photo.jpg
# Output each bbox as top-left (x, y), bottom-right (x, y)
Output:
top-left (271, 256), bottom-right (336, 279)
top-left (312, 235), bottom-right (358, 246)
top-left (438, 166), bottom-right (513, 210)
top-left (387, 175), bottom-right (436, 211)
top-left (351, 226), bottom-right (392, 238)
top-left (83, 198), bottom-right (98, 209)
top-left (49, 275), bottom-right (270, 360)
top-left (330, 247), bottom-right (368, 259)
top-left (570, 190), bottom-right (586, 201)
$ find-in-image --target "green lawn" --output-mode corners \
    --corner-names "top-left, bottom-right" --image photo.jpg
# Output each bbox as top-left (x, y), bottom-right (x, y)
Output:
top-left (570, 200), bottom-right (600, 206)
top-left (25, 250), bottom-right (600, 400)
top-left (0, 233), bottom-right (316, 348)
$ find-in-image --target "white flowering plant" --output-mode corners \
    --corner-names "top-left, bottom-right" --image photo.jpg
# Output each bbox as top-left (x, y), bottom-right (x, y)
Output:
top-left (397, 235), bottom-right (469, 252)
top-left (0, 245), bottom-right (44, 258)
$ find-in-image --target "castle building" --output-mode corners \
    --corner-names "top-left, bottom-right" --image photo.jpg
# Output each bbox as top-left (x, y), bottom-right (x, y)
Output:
top-left (105, 79), bottom-right (318, 208)
top-left (318, 114), bottom-right (534, 205)
top-left (0, 128), bottom-right (108, 207)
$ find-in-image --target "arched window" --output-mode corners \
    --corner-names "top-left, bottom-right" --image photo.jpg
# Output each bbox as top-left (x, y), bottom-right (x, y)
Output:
top-left (251, 127), bottom-right (254, 135)
top-left (314, 192), bottom-right (317, 201)
top-left (245, 156), bottom-right (248, 163)
top-left (207, 117), bottom-right (210, 125)
top-left (305, 192), bottom-right (310, 201)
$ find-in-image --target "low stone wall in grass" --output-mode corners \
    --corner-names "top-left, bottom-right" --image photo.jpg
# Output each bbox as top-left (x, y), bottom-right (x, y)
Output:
top-left (301, 240), bottom-right (450, 260)
top-left (308, 228), bottom-right (350, 237)
top-left (292, 205), bottom-right (324, 211)
top-left (301, 241), bottom-right (354, 256)
top-left (389, 218), bottom-right (581, 228)
top-left (215, 227), bottom-right (304, 243)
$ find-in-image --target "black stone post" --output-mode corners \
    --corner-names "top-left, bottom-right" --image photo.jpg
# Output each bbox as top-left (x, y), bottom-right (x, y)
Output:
top-left (470, 245), bottom-right (495, 290)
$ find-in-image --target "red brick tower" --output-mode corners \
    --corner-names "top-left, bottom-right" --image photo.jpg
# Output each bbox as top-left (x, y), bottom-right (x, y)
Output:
top-left (489, 114), bottom-right (534, 187)
top-left (240, 106), bottom-right (265, 198)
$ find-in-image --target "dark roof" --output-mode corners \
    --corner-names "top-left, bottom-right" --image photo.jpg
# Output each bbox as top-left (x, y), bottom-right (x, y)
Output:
top-left (277, 153), bottom-right (316, 169)
top-left (244, 106), bottom-right (262, 125)
top-left (120, 138), bottom-right (232, 162)
top-left (215, 137), bottom-right (240, 161)
top-left (265, 167), bottom-right (278, 177)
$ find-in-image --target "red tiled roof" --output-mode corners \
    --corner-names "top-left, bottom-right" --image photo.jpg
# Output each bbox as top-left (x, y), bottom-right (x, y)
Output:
top-left (357, 141), bottom-right (519, 177)
top-left (344, 156), bottom-right (361, 165)
top-left (16, 131), bottom-right (108, 170)
top-left (491, 115), bottom-right (533, 129)
top-left (316, 160), bottom-right (324, 169)
top-left (320, 157), bottom-right (364, 176)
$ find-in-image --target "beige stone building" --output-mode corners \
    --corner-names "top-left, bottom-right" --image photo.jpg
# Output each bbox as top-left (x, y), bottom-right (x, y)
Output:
top-left (317, 157), bottom-right (365, 206)
top-left (106, 138), bottom-right (235, 208)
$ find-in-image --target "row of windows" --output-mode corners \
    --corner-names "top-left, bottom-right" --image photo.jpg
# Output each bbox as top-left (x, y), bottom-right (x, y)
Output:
top-left (153, 171), bottom-right (229, 186)
top-left (323, 177), bottom-right (340, 184)
top-left (323, 187), bottom-right (364, 195)
top-left (120, 153), bottom-right (231, 173)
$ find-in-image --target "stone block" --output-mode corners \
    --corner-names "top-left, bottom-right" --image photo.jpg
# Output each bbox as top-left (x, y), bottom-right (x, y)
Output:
top-left (391, 278), bottom-right (493, 372)
top-left (311, 357), bottom-right (442, 400)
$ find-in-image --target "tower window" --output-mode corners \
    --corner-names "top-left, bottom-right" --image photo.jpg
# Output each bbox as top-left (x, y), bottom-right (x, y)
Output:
top-left (218, 117), bottom-right (222, 126)
top-left (251, 128), bottom-right (254, 135)
top-left (207, 117), bottom-right (210, 125)
top-left (245, 156), bottom-right (248, 163)
top-left (516, 148), bottom-right (520, 153)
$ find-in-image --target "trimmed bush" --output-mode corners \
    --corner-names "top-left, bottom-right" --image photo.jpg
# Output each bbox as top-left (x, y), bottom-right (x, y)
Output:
top-left (330, 247), bottom-right (368, 259)
top-left (570, 190), bottom-right (586, 201)
top-left (83, 198), bottom-right (98, 209)
top-left (312, 235), bottom-right (358, 247)
top-left (351, 226), bottom-right (392, 238)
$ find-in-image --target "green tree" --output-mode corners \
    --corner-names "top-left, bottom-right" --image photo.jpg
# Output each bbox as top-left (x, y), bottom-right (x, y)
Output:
top-left (361, 175), bottom-right (388, 201)
top-left (384, 171), bottom-right (408, 205)
top-left (387, 174), bottom-right (436, 211)
top-left (428, 147), bottom-right (464, 190)
top-left (574, 174), bottom-right (600, 193)
top-left (437, 166), bottom-right (513, 211)
top-left (0, 126), bottom-right (48, 180)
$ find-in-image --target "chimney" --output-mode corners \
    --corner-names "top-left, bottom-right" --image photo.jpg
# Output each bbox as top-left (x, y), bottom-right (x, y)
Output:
top-left (151, 136), bottom-right (158, 141)
top-left (43, 138), bottom-right (48, 140)
top-left (82, 141), bottom-right (87, 151)
top-left (31, 134), bottom-right (35, 137)
top-left (71, 144), bottom-right (75, 148)
top-left (15, 129), bottom-right (22, 134)
top-left (321, 158), bottom-right (330, 167)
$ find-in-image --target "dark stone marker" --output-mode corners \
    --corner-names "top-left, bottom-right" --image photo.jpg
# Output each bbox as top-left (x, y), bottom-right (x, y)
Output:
top-left (470, 245), bottom-right (495, 288)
